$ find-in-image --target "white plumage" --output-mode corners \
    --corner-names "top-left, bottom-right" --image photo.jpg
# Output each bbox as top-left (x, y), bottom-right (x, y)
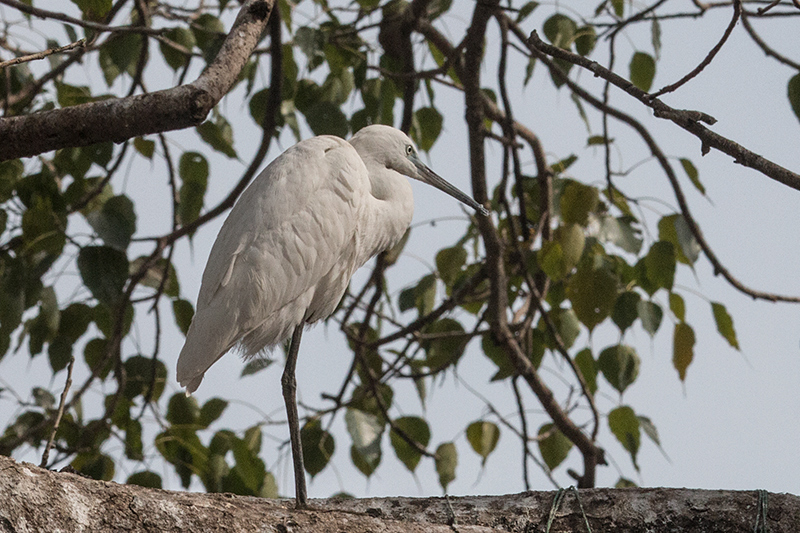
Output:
top-left (177, 124), bottom-right (485, 393)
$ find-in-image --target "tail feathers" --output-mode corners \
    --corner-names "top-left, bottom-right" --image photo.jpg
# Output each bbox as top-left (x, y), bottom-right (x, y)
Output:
top-left (176, 307), bottom-right (239, 394)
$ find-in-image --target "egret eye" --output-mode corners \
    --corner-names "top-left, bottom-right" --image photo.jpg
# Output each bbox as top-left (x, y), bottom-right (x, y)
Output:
top-left (405, 145), bottom-right (414, 156)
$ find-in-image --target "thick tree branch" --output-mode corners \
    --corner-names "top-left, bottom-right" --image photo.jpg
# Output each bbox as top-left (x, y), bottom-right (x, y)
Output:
top-left (0, 0), bottom-right (275, 161)
top-left (2, 456), bottom-right (798, 532)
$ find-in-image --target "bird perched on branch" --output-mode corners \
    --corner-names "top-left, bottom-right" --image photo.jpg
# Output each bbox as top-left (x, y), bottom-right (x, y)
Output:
top-left (177, 124), bottom-right (486, 508)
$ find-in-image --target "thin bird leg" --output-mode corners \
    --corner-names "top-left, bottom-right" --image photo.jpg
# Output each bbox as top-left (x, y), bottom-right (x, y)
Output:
top-left (281, 323), bottom-right (308, 509)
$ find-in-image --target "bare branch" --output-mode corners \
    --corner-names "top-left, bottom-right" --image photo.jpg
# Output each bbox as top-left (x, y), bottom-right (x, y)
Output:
top-left (523, 29), bottom-right (800, 193)
top-left (0, 39), bottom-right (86, 69)
top-left (650, 0), bottom-right (741, 97)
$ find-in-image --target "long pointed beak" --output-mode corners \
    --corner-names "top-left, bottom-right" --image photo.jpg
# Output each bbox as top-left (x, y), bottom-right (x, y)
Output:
top-left (412, 157), bottom-right (489, 216)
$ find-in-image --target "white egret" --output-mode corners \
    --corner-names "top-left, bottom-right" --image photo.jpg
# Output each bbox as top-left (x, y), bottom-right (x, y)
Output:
top-left (177, 124), bottom-right (486, 508)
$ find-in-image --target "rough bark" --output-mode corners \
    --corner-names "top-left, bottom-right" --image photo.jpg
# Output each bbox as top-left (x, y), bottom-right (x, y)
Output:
top-left (1, 455), bottom-right (797, 532)
top-left (0, 0), bottom-right (274, 162)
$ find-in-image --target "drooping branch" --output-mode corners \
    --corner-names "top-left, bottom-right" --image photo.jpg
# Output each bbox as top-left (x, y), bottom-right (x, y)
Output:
top-left (0, 0), bottom-right (275, 161)
top-left (523, 29), bottom-right (800, 192)
top-left (512, 21), bottom-right (800, 304)
top-left (461, 0), bottom-right (604, 489)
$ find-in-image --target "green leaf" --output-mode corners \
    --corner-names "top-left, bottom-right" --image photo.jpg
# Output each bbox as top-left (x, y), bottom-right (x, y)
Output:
top-left (301, 418), bottom-right (335, 477)
top-left (435, 442), bottom-right (457, 491)
top-left (608, 406), bottom-right (640, 470)
top-left (788, 74), bottom-right (800, 124)
top-left (538, 223), bottom-right (584, 281)
top-left (27, 286), bottom-right (60, 356)
top-left (612, 291), bottom-right (641, 333)
top-left (636, 300), bottom-right (663, 337)
top-left (629, 52), bottom-right (656, 92)
top-left (651, 18), bottom-right (662, 60)
top-left (422, 318), bottom-right (467, 369)
top-left (669, 292), bottom-right (686, 322)
top-left (83, 338), bottom-right (113, 379)
top-left (597, 344), bottom-right (640, 394)
top-left (86, 194), bottom-right (136, 250)
top-left (98, 33), bottom-right (143, 85)
top-left (598, 215), bottom-right (642, 254)
top-left (22, 197), bottom-right (66, 257)
top-left (673, 322), bottom-right (695, 381)
top-left (346, 408), bottom-right (384, 477)
top-left (574, 348), bottom-right (597, 395)
top-left (70, 0), bottom-right (111, 20)
top-left (127, 471), bottom-right (162, 489)
top-left (123, 355), bottom-right (167, 401)
top-left (172, 298), bottom-right (194, 335)
top-left (304, 101), bottom-right (349, 138)
top-left (389, 416), bottom-right (430, 472)
top-left (77, 246), bottom-right (129, 306)
top-left (543, 307), bottom-right (581, 350)
top-left (537, 423), bottom-right (573, 470)
top-left (658, 214), bottom-right (700, 266)
top-left (413, 107), bottom-right (443, 152)
top-left (711, 302), bottom-right (739, 350)
top-left (56, 82), bottom-right (93, 107)
top-left (197, 116), bottom-right (237, 158)
top-left (644, 241), bottom-right (676, 291)
top-left (192, 13), bottom-right (225, 61)
top-left (436, 245), bottom-right (467, 286)
top-left (679, 158), bottom-right (705, 195)
top-left (0, 159), bottom-right (23, 202)
top-left (574, 25), bottom-right (596, 56)
top-left (466, 421), bottom-right (500, 466)
top-left (160, 27), bottom-right (195, 71)
top-left (481, 334), bottom-right (516, 381)
top-left (32, 387), bottom-right (56, 409)
top-left (178, 152), bottom-right (209, 228)
top-left (560, 181), bottom-right (599, 226)
top-left (566, 263), bottom-right (618, 331)
top-left (199, 398), bottom-right (228, 428)
top-left (543, 14), bottom-right (577, 49)
top-left (611, 0), bottom-right (624, 17)
top-left (72, 453), bottom-right (115, 481)
top-left (166, 392), bottom-right (200, 425)
top-left (517, 1), bottom-right (539, 23)
top-left (133, 137), bottom-right (155, 159)
top-left (638, 415), bottom-right (661, 446)
top-left (125, 419), bottom-right (144, 460)
top-left (240, 357), bottom-right (273, 377)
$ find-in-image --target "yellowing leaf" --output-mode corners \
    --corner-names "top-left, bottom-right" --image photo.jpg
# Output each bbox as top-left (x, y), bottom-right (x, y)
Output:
top-left (608, 406), bottom-right (640, 470)
top-left (629, 52), bottom-right (655, 92)
top-left (537, 423), bottom-right (572, 470)
top-left (673, 322), bottom-right (695, 381)
top-left (466, 421), bottom-right (500, 465)
top-left (435, 442), bottom-right (457, 491)
top-left (711, 302), bottom-right (739, 350)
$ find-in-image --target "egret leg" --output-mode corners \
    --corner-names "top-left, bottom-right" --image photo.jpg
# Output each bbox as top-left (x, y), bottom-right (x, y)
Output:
top-left (281, 323), bottom-right (307, 509)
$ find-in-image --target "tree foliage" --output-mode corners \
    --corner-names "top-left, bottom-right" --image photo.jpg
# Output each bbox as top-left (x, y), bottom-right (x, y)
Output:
top-left (0, 0), bottom-right (798, 497)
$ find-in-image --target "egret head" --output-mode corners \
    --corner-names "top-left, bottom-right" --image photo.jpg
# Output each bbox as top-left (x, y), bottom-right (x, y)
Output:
top-left (349, 125), bottom-right (488, 216)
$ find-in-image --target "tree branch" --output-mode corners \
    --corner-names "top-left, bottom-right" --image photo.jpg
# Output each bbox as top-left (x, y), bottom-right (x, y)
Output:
top-left (524, 29), bottom-right (800, 193)
top-left (0, 0), bottom-right (275, 161)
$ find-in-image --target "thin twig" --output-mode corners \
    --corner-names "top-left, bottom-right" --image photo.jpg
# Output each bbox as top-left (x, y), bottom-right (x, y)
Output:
top-left (40, 356), bottom-right (75, 468)
top-left (650, 0), bottom-right (741, 98)
top-left (0, 0), bottom-right (164, 35)
top-left (0, 39), bottom-right (86, 69)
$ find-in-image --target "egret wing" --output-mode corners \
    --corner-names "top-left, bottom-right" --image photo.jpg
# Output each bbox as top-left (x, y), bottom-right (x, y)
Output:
top-left (177, 136), bottom-right (368, 391)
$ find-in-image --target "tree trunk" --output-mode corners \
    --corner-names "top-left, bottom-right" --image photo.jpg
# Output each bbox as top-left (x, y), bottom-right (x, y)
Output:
top-left (0, 455), bottom-right (796, 532)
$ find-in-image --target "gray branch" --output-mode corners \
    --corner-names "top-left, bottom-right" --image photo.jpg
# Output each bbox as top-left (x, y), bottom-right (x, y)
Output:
top-left (0, 0), bottom-right (274, 162)
top-left (1, 455), bottom-right (797, 532)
